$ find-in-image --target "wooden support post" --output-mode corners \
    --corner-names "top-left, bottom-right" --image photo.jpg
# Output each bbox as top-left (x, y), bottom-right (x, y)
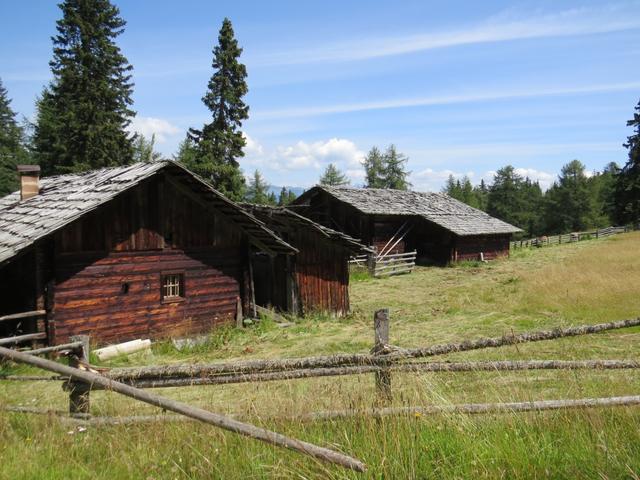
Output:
top-left (248, 247), bottom-right (257, 319)
top-left (235, 297), bottom-right (243, 328)
top-left (68, 335), bottom-right (91, 415)
top-left (366, 251), bottom-right (376, 276)
top-left (373, 309), bottom-right (391, 402)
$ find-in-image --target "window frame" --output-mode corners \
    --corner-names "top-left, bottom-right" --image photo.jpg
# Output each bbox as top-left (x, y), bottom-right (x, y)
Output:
top-left (160, 271), bottom-right (186, 303)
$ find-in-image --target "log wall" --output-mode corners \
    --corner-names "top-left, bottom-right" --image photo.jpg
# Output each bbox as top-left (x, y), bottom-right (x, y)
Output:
top-left (454, 234), bottom-right (511, 261)
top-left (49, 175), bottom-right (246, 345)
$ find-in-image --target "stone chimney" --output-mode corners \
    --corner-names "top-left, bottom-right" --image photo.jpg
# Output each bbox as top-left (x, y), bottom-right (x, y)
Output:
top-left (17, 165), bottom-right (41, 200)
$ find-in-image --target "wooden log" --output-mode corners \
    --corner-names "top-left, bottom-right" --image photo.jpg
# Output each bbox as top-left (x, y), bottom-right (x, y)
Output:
top-left (0, 332), bottom-right (47, 346)
top-left (25, 341), bottom-right (83, 356)
top-left (0, 375), bottom-right (67, 381)
top-left (0, 346), bottom-right (366, 472)
top-left (106, 318), bottom-right (640, 380)
top-left (93, 359), bottom-right (640, 390)
top-left (0, 310), bottom-right (47, 323)
top-left (307, 395), bottom-right (640, 421)
top-left (25, 393), bottom-right (640, 428)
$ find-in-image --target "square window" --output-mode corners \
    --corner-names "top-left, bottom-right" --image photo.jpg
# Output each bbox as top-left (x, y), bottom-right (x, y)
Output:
top-left (161, 273), bottom-right (184, 301)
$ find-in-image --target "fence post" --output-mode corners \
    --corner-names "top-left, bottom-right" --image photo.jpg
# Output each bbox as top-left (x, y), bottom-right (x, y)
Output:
top-left (367, 250), bottom-right (376, 276)
top-left (373, 309), bottom-right (391, 402)
top-left (68, 335), bottom-right (91, 416)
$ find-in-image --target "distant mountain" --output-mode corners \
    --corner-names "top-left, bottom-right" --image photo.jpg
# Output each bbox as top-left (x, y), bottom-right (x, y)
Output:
top-left (267, 185), bottom-right (306, 197)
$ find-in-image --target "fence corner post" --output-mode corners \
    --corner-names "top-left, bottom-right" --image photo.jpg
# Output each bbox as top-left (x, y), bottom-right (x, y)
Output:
top-left (68, 335), bottom-right (91, 416)
top-left (373, 309), bottom-right (392, 403)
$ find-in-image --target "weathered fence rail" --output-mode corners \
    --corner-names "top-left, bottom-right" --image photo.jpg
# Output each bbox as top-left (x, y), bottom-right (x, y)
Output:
top-left (511, 225), bottom-right (629, 249)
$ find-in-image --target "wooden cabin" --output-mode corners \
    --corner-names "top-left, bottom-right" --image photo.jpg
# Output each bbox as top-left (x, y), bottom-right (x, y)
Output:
top-left (242, 205), bottom-right (371, 316)
top-left (0, 162), bottom-right (295, 346)
top-left (291, 186), bottom-right (521, 263)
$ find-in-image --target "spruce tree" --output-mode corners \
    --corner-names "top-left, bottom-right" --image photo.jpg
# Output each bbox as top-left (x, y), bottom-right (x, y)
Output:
top-left (614, 99), bottom-right (640, 225)
top-left (487, 166), bottom-right (526, 229)
top-left (319, 163), bottom-right (349, 186)
top-left (33, 0), bottom-right (135, 175)
top-left (0, 79), bottom-right (29, 196)
top-left (382, 144), bottom-right (411, 190)
top-left (543, 160), bottom-right (594, 233)
top-left (186, 18), bottom-right (248, 201)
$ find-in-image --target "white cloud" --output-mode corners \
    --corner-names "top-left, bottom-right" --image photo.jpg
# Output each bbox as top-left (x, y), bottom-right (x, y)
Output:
top-left (238, 137), bottom-right (366, 185)
top-left (258, 4), bottom-right (640, 65)
top-left (128, 116), bottom-right (180, 143)
top-left (243, 133), bottom-right (264, 157)
top-left (255, 82), bottom-right (640, 120)
top-left (277, 138), bottom-right (365, 171)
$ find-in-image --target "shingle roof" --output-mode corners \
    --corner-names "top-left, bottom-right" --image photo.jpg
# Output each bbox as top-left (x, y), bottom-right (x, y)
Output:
top-left (296, 186), bottom-right (521, 236)
top-left (0, 161), bottom-right (295, 266)
top-left (241, 203), bottom-right (373, 254)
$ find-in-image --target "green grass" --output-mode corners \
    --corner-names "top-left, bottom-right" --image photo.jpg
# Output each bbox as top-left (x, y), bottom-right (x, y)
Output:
top-left (1, 232), bottom-right (640, 479)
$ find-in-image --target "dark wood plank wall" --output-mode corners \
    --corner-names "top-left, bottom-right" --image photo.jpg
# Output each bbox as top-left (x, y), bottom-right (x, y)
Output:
top-left (454, 234), bottom-right (511, 261)
top-left (50, 175), bottom-right (246, 345)
top-left (294, 229), bottom-right (349, 315)
top-left (371, 216), bottom-right (407, 254)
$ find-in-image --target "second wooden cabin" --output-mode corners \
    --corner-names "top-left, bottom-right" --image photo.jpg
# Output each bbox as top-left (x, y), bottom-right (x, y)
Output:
top-left (291, 186), bottom-right (522, 263)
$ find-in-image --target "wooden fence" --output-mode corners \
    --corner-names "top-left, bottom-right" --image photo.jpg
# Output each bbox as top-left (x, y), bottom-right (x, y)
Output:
top-left (3, 311), bottom-right (640, 470)
top-left (511, 225), bottom-right (629, 249)
top-left (349, 250), bottom-right (417, 278)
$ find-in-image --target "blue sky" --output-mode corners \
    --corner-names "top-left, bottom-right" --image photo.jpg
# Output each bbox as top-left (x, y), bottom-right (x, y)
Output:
top-left (1, 0), bottom-right (639, 190)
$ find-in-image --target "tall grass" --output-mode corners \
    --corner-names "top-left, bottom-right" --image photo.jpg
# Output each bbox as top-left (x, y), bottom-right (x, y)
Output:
top-left (1, 232), bottom-right (640, 478)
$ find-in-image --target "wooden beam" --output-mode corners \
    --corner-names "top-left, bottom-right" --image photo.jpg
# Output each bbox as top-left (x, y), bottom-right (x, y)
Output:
top-left (0, 333), bottom-right (47, 346)
top-left (0, 346), bottom-right (366, 473)
top-left (0, 310), bottom-right (46, 323)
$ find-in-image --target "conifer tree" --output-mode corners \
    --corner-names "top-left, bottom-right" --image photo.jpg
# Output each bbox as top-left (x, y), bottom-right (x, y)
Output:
top-left (277, 187), bottom-right (297, 206)
top-left (245, 170), bottom-right (272, 204)
top-left (614, 99), bottom-right (640, 225)
top-left (382, 144), bottom-right (411, 190)
top-left (0, 79), bottom-right (31, 196)
top-left (186, 18), bottom-right (248, 201)
top-left (132, 134), bottom-right (162, 163)
top-left (278, 187), bottom-right (288, 206)
top-left (544, 160), bottom-right (594, 233)
top-left (364, 146), bottom-right (385, 188)
top-left (33, 0), bottom-right (135, 175)
top-left (319, 163), bottom-right (349, 186)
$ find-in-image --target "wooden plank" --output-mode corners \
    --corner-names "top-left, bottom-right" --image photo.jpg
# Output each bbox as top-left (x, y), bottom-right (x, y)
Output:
top-left (0, 346), bottom-right (366, 473)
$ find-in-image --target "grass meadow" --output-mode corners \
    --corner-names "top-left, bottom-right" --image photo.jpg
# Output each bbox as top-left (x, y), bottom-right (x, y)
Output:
top-left (1, 232), bottom-right (640, 479)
